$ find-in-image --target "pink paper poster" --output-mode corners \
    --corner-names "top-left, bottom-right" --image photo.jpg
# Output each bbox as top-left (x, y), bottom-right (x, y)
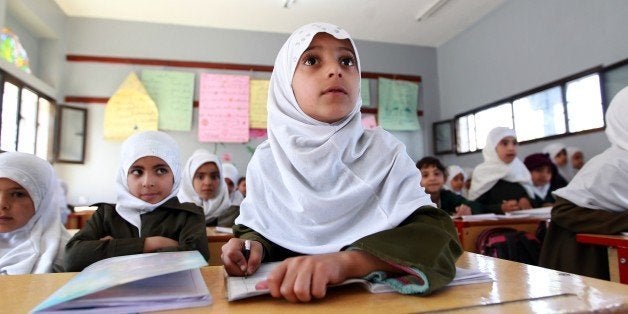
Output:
top-left (198, 73), bottom-right (250, 142)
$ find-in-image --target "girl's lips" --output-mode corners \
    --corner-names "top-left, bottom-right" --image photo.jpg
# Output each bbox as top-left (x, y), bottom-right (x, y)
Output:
top-left (322, 86), bottom-right (347, 94)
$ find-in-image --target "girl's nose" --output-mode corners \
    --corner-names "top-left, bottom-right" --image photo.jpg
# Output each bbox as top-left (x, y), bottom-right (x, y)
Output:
top-left (143, 175), bottom-right (155, 187)
top-left (327, 64), bottom-right (343, 78)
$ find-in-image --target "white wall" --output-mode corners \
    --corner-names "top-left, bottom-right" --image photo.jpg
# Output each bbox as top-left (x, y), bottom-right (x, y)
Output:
top-left (436, 0), bottom-right (628, 168)
top-left (56, 17), bottom-right (438, 204)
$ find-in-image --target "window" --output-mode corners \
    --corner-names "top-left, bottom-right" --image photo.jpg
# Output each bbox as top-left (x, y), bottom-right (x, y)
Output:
top-left (454, 67), bottom-right (604, 154)
top-left (0, 73), bottom-right (55, 159)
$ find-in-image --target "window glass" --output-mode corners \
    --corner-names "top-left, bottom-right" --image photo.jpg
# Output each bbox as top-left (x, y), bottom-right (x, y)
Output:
top-left (513, 86), bottom-right (565, 141)
top-left (17, 88), bottom-right (37, 154)
top-left (566, 74), bottom-right (604, 132)
top-left (36, 97), bottom-right (51, 159)
top-left (602, 62), bottom-right (628, 106)
top-left (474, 103), bottom-right (512, 150)
top-left (1, 82), bottom-right (19, 151)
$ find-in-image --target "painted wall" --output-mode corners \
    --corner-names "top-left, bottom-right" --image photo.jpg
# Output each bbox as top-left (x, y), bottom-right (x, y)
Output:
top-left (436, 0), bottom-right (628, 169)
top-left (56, 17), bottom-right (437, 204)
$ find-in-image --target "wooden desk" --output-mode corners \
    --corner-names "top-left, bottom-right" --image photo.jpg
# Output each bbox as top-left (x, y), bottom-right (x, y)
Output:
top-left (455, 217), bottom-right (545, 252)
top-left (64, 210), bottom-right (95, 230)
top-left (576, 233), bottom-right (628, 284)
top-left (206, 227), bottom-right (235, 266)
top-left (5, 252), bottom-right (627, 313)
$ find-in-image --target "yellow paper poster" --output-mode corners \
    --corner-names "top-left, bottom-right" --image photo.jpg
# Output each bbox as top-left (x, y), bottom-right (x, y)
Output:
top-left (103, 72), bottom-right (158, 140)
top-left (249, 80), bottom-right (269, 129)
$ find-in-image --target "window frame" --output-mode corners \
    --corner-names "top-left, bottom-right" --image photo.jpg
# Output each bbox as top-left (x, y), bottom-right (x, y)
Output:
top-left (0, 69), bottom-right (56, 159)
top-left (453, 66), bottom-right (604, 155)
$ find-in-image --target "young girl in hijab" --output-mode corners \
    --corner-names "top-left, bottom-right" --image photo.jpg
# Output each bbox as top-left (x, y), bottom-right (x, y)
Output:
top-left (444, 164), bottom-right (467, 196)
top-left (417, 157), bottom-right (483, 216)
top-left (221, 22), bottom-right (461, 303)
top-left (64, 131), bottom-right (209, 271)
top-left (566, 146), bottom-right (585, 175)
top-left (0, 152), bottom-right (71, 274)
top-left (222, 163), bottom-right (244, 206)
top-left (468, 127), bottom-right (534, 213)
top-left (523, 153), bottom-right (555, 207)
top-left (542, 142), bottom-right (570, 187)
top-left (178, 149), bottom-right (239, 226)
top-left (539, 86), bottom-right (628, 280)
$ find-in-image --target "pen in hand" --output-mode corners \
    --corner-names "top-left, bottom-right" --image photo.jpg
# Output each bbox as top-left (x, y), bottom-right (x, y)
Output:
top-left (243, 240), bottom-right (251, 278)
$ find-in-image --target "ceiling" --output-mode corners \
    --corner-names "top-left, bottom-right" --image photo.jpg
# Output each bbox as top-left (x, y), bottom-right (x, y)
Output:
top-left (53, 0), bottom-right (505, 47)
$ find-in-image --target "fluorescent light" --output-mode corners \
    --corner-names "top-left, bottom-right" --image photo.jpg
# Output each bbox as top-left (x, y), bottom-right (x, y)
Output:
top-left (416, 0), bottom-right (450, 22)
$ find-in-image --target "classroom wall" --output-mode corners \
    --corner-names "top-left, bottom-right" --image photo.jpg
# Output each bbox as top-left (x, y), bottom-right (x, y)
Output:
top-left (56, 17), bottom-right (438, 205)
top-left (436, 0), bottom-right (628, 168)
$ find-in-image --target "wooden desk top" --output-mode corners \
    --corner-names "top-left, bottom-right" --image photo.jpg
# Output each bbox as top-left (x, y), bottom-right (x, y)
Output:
top-left (5, 252), bottom-right (627, 313)
top-left (206, 227), bottom-right (235, 243)
top-left (454, 217), bottom-right (545, 227)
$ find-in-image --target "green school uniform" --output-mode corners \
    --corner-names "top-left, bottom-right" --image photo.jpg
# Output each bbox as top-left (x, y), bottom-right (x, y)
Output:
top-left (64, 197), bottom-right (209, 272)
top-left (475, 179), bottom-right (531, 214)
top-left (439, 189), bottom-right (485, 215)
top-left (235, 205), bottom-right (462, 294)
top-left (539, 196), bottom-right (628, 280)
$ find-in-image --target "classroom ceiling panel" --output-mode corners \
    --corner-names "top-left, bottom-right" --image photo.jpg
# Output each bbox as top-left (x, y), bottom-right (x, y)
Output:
top-left (53, 0), bottom-right (505, 47)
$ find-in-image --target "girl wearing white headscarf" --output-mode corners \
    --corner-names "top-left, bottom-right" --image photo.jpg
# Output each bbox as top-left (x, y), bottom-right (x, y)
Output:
top-left (542, 142), bottom-right (570, 186)
top-left (65, 131), bottom-right (208, 271)
top-left (0, 152), bottom-right (71, 275)
top-left (566, 146), bottom-right (584, 176)
top-left (468, 127), bottom-right (534, 213)
top-left (444, 165), bottom-right (467, 195)
top-left (178, 149), bottom-right (238, 226)
top-left (222, 163), bottom-right (244, 206)
top-left (539, 86), bottom-right (628, 280)
top-left (221, 22), bottom-right (461, 302)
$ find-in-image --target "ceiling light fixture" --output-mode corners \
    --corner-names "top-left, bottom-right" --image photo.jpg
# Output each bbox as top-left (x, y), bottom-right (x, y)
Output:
top-left (415, 0), bottom-right (450, 22)
top-left (283, 0), bottom-right (296, 9)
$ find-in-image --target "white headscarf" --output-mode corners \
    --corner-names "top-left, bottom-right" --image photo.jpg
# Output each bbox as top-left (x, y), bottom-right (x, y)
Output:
top-left (553, 86), bottom-right (628, 212)
top-left (178, 149), bottom-right (231, 221)
top-left (444, 165), bottom-right (467, 194)
top-left (115, 131), bottom-right (182, 234)
top-left (566, 146), bottom-right (583, 176)
top-left (468, 127), bottom-right (535, 201)
top-left (221, 163), bottom-right (239, 185)
top-left (236, 22), bottom-right (434, 254)
top-left (542, 142), bottom-right (571, 181)
top-left (0, 152), bottom-right (71, 274)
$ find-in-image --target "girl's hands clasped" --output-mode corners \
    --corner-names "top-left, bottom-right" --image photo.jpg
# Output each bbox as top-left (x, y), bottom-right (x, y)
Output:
top-left (221, 238), bottom-right (263, 277)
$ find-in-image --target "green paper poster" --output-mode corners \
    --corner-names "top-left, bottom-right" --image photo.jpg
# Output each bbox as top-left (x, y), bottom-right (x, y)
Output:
top-left (378, 77), bottom-right (420, 131)
top-left (142, 69), bottom-right (195, 131)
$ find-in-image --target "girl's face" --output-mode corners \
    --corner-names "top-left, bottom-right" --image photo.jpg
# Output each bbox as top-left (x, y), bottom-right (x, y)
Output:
top-left (127, 156), bottom-right (174, 204)
top-left (0, 178), bottom-right (35, 233)
top-left (225, 178), bottom-right (235, 195)
top-left (495, 136), bottom-right (518, 164)
top-left (554, 149), bottom-right (568, 167)
top-left (292, 33), bottom-right (359, 123)
top-left (237, 179), bottom-right (246, 197)
top-left (571, 152), bottom-right (584, 169)
top-left (450, 173), bottom-right (465, 192)
top-left (420, 165), bottom-right (445, 195)
top-left (530, 166), bottom-right (552, 187)
top-left (193, 162), bottom-right (220, 201)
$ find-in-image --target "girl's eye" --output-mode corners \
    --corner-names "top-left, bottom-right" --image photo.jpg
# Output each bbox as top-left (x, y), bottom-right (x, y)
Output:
top-left (129, 168), bottom-right (143, 176)
top-left (156, 167), bottom-right (169, 175)
top-left (303, 55), bottom-right (318, 66)
top-left (11, 191), bottom-right (27, 198)
top-left (210, 174), bottom-right (220, 180)
top-left (340, 56), bottom-right (355, 67)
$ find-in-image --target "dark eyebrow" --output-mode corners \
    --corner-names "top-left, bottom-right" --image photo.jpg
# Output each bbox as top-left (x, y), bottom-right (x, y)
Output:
top-left (302, 45), bottom-right (355, 55)
top-left (153, 163), bottom-right (170, 169)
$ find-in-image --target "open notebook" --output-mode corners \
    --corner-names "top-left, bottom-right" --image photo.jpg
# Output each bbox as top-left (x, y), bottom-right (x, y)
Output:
top-left (32, 251), bottom-right (211, 313)
top-left (226, 261), bottom-right (492, 301)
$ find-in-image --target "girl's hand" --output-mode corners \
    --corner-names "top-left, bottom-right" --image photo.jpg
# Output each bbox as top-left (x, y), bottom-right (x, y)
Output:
top-left (501, 200), bottom-right (520, 212)
top-left (454, 204), bottom-right (472, 217)
top-left (518, 197), bottom-right (533, 210)
top-left (143, 236), bottom-right (178, 252)
top-left (99, 235), bottom-right (114, 241)
top-left (256, 251), bottom-right (398, 303)
top-left (221, 238), bottom-right (263, 276)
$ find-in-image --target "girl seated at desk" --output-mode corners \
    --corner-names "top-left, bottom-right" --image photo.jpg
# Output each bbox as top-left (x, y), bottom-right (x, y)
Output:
top-left (0, 152), bottom-right (71, 274)
top-left (468, 127), bottom-right (533, 214)
top-left (523, 153), bottom-right (555, 208)
top-left (64, 131), bottom-right (209, 271)
top-left (221, 22), bottom-right (461, 303)
top-left (416, 156), bottom-right (483, 216)
top-left (178, 149), bottom-right (239, 227)
top-left (539, 86), bottom-right (628, 280)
